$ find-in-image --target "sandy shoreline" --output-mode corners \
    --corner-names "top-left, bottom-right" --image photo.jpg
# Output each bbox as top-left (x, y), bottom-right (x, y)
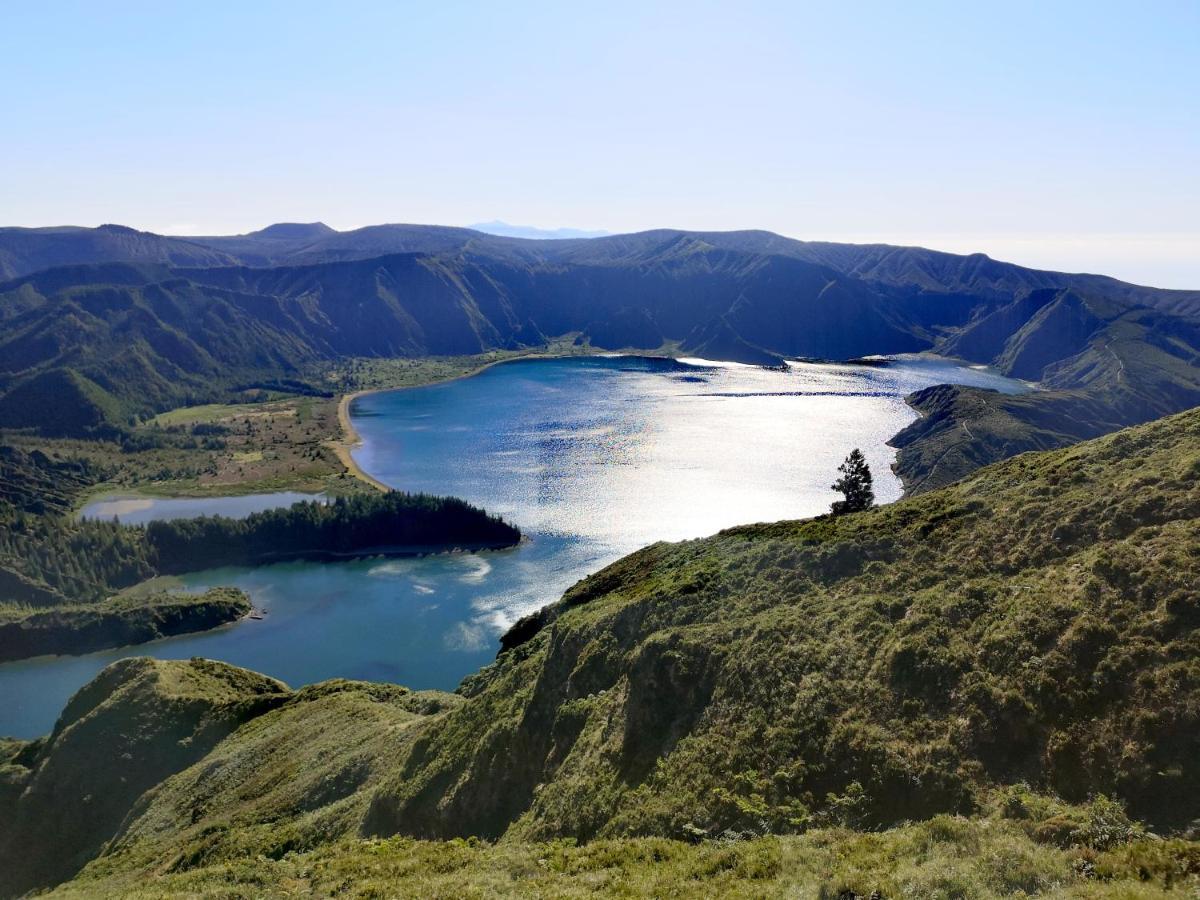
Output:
top-left (331, 390), bottom-right (392, 492)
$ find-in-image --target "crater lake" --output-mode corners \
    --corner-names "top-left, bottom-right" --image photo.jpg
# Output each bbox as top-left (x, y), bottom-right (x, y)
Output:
top-left (0, 355), bottom-right (1026, 737)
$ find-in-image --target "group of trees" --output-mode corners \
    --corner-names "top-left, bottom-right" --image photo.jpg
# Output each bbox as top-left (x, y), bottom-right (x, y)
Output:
top-left (0, 506), bottom-right (154, 608)
top-left (147, 492), bottom-right (521, 572)
top-left (0, 441), bottom-right (866, 619)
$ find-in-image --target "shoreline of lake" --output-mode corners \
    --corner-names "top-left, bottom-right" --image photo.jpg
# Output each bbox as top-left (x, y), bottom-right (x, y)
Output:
top-left (331, 348), bottom-right (620, 492)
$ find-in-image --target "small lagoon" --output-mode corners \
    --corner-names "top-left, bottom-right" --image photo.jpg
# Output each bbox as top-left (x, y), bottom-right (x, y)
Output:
top-left (79, 491), bottom-right (328, 525)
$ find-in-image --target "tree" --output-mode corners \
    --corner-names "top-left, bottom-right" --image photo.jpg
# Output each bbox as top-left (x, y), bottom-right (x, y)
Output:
top-left (831, 449), bottom-right (874, 515)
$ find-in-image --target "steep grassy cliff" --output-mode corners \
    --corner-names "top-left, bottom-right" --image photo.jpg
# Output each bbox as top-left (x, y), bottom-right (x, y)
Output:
top-left (0, 658), bottom-right (289, 895)
top-left (7, 406), bottom-right (1196, 897)
top-left (364, 407), bottom-right (1200, 841)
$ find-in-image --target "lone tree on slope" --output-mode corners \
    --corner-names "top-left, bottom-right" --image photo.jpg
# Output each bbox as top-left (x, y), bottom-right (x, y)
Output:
top-left (831, 449), bottom-right (874, 515)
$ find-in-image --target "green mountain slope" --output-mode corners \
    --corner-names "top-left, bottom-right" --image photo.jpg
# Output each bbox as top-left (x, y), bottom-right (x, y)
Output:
top-left (364, 409), bottom-right (1200, 842)
top-left (0, 658), bottom-right (289, 895)
top-left (6, 408), bottom-right (1196, 896)
top-left (0, 225), bottom-right (238, 280)
top-left (0, 247), bottom-right (936, 435)
top-left (51, 817), bottom-right (1200, 898)
top-left (893, 289), bottom-right (1200, 493)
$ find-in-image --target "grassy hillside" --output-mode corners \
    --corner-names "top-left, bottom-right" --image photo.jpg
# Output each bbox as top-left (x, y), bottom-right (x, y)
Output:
top-left (0, 272), bottom-right (332, 436)
top-left (1, 666), bottom-right (458, 897)
top-left (0, 444), bottom-right (107, 515)
top-left (52, 817), bottom-right (1200, 898)
top-left (0, 658), bottom-right (290, 895)
top-left (363, 408), bottom-right (1200, 842)
top-left (7, 406), bottom-right (1196, 897)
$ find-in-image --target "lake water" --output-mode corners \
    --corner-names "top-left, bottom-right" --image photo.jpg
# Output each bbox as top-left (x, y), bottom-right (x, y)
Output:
top-left (0, 355), bottom-right (1025, 737)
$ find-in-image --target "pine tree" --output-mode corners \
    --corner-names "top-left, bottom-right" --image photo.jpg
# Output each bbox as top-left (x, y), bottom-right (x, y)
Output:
top-left (831, 449), bottom-right (874, 515)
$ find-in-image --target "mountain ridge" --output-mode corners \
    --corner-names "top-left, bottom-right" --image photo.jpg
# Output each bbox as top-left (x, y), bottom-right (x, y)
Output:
top-left (4, 222), bottom-right (1199, 302)
top-left (1, 223), bottom-right (1198, 492)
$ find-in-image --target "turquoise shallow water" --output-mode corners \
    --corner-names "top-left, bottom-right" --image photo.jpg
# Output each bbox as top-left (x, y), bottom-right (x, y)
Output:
top-left (0, 354), bottom-right (1025, 737)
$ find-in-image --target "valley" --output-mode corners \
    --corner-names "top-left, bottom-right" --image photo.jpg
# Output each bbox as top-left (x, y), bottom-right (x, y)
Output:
top-left (3, 227), bottom-right (1199, 498)
top-left (0, 224), bottom-right (1197, 897)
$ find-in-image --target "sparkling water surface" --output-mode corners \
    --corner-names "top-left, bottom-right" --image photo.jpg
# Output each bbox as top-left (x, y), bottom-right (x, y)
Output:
top-left (0, 355), bottom-right (1025, 737)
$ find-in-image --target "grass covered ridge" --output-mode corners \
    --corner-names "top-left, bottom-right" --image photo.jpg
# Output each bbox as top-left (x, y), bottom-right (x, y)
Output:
top-left (364, 407), bottom-right (1199, 841)
top-left (0, 658), bottom-right (291, 896)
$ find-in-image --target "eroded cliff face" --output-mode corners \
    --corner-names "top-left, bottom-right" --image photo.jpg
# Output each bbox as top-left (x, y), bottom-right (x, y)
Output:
top-left (0, 588), bottom-right (251, 663)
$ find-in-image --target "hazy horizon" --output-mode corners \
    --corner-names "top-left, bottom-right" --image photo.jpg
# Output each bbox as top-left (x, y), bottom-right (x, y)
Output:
top-left (4, 1), bottom-right (1197, 288)
top-left (7, 218), bottom-right (1195, 290)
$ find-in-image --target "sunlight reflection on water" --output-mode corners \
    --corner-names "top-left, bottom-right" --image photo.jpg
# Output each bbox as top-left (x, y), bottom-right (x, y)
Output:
top-left (0, 355), bottom-right (1026, 738)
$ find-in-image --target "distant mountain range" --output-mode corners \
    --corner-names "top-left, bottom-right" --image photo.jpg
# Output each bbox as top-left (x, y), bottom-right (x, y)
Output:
top-left (468, 221), bottom-right (611, 240)
top-left (1, 222), bottom-right (1197, 489)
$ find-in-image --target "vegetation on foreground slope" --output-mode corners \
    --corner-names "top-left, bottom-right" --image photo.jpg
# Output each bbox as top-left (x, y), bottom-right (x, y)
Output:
top-left (51, 818), bottom-right (1200, 898)
top-left (365, 407), bottom-right (1198, 842)
top-left (0, 658), bottom-right (290, 896)
top-left (2, 407), bottom-right (1195, 896)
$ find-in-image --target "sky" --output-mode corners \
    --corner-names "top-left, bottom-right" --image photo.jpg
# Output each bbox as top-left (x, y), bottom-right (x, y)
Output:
top-left (2, 1), bottom-right (1197, 287)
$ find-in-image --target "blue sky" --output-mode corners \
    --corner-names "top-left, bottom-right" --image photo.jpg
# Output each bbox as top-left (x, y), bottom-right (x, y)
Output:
top-left (3, 1), bottom-right (1197, 286)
